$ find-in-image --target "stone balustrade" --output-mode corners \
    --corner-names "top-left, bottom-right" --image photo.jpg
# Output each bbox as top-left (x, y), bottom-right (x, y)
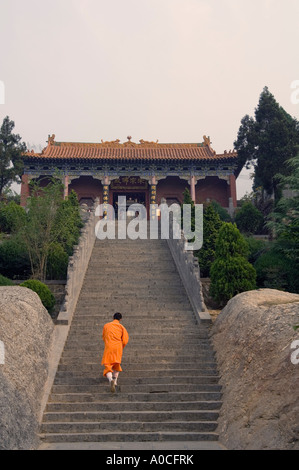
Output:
top-left (166, 226), bottom-right (211, 323)
top-left (56, 201), bottom-right (98, 325)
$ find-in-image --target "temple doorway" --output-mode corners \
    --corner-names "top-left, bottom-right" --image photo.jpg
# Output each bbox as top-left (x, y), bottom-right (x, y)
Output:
top-left (113, 192), bottom-right (146, 219)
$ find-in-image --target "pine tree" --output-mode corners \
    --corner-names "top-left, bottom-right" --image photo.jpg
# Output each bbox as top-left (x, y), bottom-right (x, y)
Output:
top-left (0, 116), bottom-right (26, 197)
top-left (234, 87), bottom-right (299, 200)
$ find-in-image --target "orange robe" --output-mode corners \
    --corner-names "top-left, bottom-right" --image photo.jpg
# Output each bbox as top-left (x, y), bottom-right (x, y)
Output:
top-left (101, 319), bottom-right (129, 376)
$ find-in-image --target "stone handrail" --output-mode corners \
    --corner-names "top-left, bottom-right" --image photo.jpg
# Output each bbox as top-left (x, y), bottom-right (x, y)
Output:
top-left (166, 226), bottom-right (211, 323)
top-left (56, 201), bottom-right (98, 325)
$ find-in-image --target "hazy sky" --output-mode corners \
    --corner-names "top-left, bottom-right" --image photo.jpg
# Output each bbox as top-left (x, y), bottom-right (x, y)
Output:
top-left (1, 0), bottom-right (299, 197)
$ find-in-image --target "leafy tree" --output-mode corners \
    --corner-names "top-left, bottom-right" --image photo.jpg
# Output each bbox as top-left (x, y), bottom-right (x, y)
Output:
top-left (234, 87), bottom-right (299, 200)
top-left (0, 201), bottom-right (26, 233)
top-left (0, 234), bottom-right (31, 279)
top-left (12, 178), bottom-right (83, 281)
top-left (17, 177), bottom-right (65, 280)
top-left (54, 190), bottom-right (83, 256)
top-left (263, 150), bottom-right (299, 292)
top-left (0, 116), bottom-right (26, 198)
top-left (267, 150), bottom-right (299, 236)
top-left (196, 203), bottom-right (223, 277)
top-left (210, 223), bottom-right (256, 306)
top-left (234, 201), bottom-right (264, 234)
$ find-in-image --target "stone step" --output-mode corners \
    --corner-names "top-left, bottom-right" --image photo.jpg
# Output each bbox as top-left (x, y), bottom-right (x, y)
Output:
top-left (60, 354), bottom-right (216, 363)
top-left (42, 409), bottom-right (219, 423)
top-left (59, 358), bottom-right (218, 368)
top-left (48, 391), bottom-right (223, 403)
top-left (63, 338), bottom-right (212, 347)
top-left (57, 365), bottom-right (219, 375)
top-left (39, 431), bottom-right (220, 443)
top-left (41, 420), bottom-right (218, 434)
top-left (58, 359), bottom-right (218, 369)
top-left (45, 400), bottom-right (222, 413)
top-left (51, 383), bottom-right (222, 394)
top-left (52, 375), bottom-right (220, 386)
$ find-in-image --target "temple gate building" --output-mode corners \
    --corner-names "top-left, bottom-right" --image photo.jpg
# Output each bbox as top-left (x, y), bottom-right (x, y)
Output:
top-left (21, 135), bottom-right (238, 217)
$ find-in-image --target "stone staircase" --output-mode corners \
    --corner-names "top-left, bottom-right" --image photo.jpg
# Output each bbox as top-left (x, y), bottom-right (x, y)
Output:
top-left (39, 236), bottom-right (222, 446)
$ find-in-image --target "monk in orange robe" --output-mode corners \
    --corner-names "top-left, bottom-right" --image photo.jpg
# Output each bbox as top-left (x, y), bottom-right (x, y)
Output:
top-left (101, 312), bottom-right (129, 393)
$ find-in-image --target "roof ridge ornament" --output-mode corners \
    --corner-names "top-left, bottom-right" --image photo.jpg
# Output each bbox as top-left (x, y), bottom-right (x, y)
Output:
top-left (139, 139), bottom-right (159, 146)
top-left (48, 134), bottom-right (55, 146)
top-left (203, 135), bottom-right (211, 146)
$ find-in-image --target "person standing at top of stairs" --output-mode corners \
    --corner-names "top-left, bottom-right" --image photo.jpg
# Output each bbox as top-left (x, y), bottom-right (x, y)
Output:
top-left (101, 313), bottom-right (129, 393)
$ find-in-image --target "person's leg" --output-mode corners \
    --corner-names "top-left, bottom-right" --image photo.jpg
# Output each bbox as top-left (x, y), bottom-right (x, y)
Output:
top-left (112, 371), bottom-right (119, 384)
top-left (106, 371), bottom-right (113, 383)
top-left (111, 363), bottom-right (122, 392)
top-left (103, 364), bottom-right (113, 381)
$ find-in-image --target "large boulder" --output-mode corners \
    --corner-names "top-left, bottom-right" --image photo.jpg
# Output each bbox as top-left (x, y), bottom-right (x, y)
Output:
top-left (0, 287), bottom-right (54, 450)
top-left (212, 289), bottom-right (299, 450)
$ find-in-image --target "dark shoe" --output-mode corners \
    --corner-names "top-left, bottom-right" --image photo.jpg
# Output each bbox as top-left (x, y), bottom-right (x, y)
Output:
top-left (110, 379), bottom-right (116, 393)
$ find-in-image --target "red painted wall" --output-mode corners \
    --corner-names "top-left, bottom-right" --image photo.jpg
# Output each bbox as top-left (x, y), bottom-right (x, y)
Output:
top-left (69, 176), bottom-right (103, 204)
top-left (196, 176), bottom-right (229, 207)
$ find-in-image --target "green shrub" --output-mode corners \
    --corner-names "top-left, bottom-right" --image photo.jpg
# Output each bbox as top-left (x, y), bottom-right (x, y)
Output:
top-left (0, 236), bottom-right (31, 279)
top-left (211, 200), bottom-right (232, 222)
top-left (20, 279), bottom-right (56, 314)
top-left (235, 202), bottom-right (264, 234)
top-left (254, 246), bottom-right (299, 292)
top-left (210, 223), bottom-right (256, 306)
top-left (0, 274), bottom-right (14, 286)
top-left (0, 201), bottom-right (26, 233)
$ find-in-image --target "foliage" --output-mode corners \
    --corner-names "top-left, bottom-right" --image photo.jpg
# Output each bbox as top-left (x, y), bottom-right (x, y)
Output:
top-left (0, 235), bottom-right (31, 279)
top-left (20, 279), bottom-right (56, 314)
top-left (234, 201), bottom-right (264, 234)
top-left (210, 223), bottom-right (256, 305)
top-left (254, 244), bottom-right (298, 292)
top-left (243, 236), bottom-right (268, 264)
top-left (0, 201), bottom-right (26, 233)
top-left (0, 116), bottom-right (26, 197)
top-left (0, 179), bottom-right (83, 281)
top-left (54, 190), bottom-right (83, 256)
top-left (234, 87), bottom-right (299, 200)
top-left (17, 177), bottom-right (65, 280)
top-left (210, 200), bottom-right (232, 222)
top-left (0, 274), bottom-right (14, 286)
top-left (267, 151), bottom-right (299, 238)
top-left (46, 242), bottom-right (69, 280)
top-left (196, 203), bottom-right (223, 277)
top-left (262, 151), bottom-right (299, 293)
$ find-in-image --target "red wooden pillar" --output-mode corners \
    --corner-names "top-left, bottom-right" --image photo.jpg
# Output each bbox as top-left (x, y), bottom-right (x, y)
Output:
top-left (64, 175), bottom-right (69, 199)
top-left (190, 175), bottom-right (196, 203)
top-left (228, 174), bottom-right (237, 208)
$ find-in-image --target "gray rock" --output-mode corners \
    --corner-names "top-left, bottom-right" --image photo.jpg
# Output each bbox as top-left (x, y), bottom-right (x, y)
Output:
top-left (0, 287), bottom-right (54, 450)
top-left (212, 289), bottom-right (299, 450)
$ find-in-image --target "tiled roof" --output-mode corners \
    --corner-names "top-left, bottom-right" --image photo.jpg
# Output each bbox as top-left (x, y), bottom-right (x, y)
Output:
top-left (24, 135), bottom-right (238, 162)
